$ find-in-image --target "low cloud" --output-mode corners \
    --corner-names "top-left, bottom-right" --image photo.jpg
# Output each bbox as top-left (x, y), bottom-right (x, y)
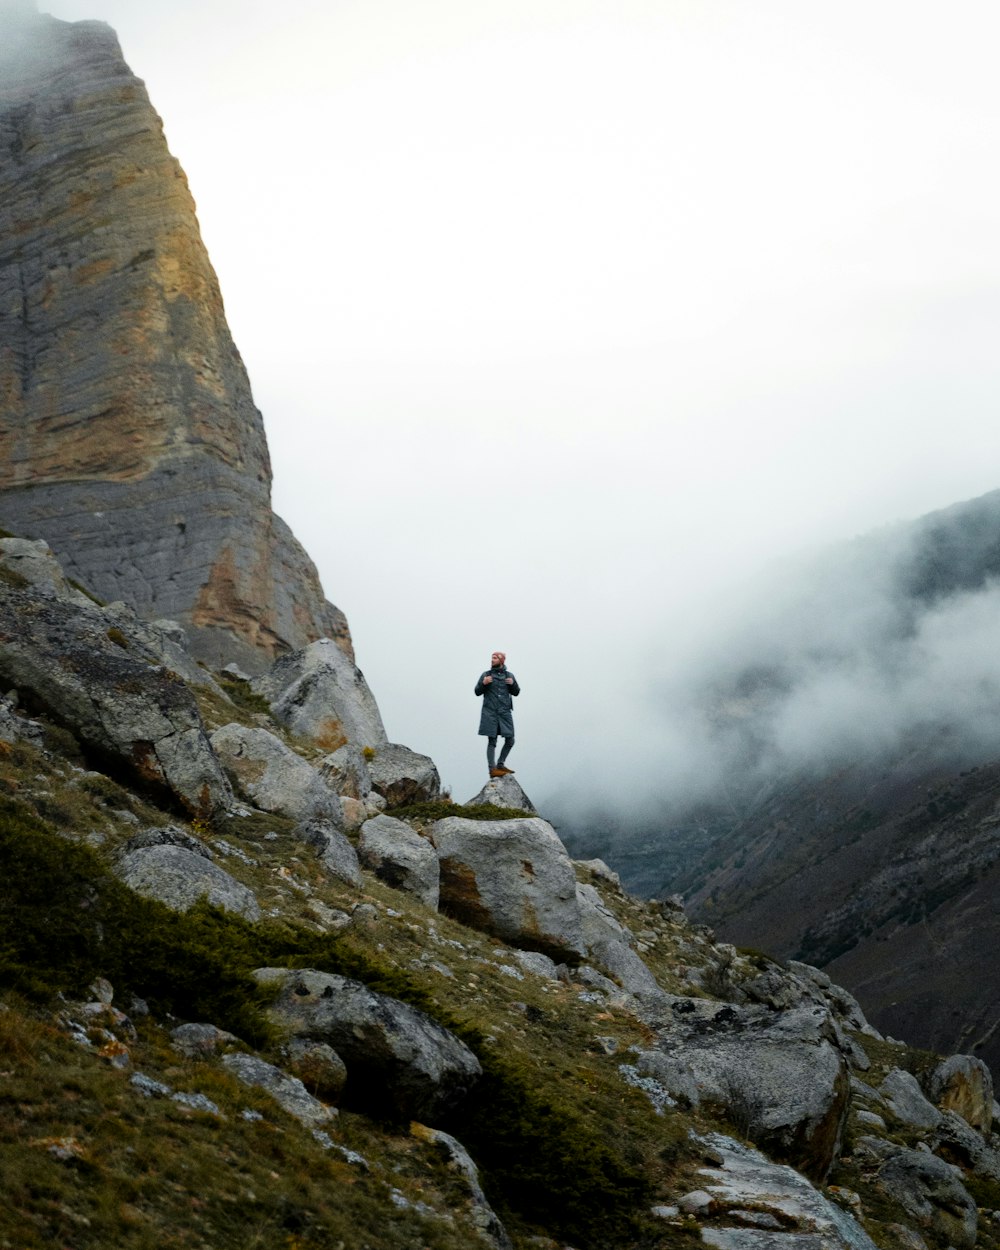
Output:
top-left (549, 491), bottom-right (1000, 831)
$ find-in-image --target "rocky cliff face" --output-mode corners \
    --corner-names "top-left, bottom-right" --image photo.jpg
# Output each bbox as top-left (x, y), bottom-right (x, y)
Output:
top-left (0, 6), bottom-right (348, 673)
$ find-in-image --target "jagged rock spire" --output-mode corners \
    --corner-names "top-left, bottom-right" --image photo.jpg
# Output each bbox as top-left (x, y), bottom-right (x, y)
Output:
top-left (0, 12), bottom-right (349, 673)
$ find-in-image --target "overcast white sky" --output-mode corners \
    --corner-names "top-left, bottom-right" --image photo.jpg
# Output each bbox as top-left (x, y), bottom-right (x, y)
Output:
top-left (39, 1), bottom-right (1000, 806)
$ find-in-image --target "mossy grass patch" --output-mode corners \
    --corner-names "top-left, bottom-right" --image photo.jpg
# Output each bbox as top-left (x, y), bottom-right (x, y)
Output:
top-left (387, 799), bottom-right (531, 823)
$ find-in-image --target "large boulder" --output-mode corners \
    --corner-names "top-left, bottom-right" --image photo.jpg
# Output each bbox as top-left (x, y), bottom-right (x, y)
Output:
top-left (430, 816), bottom-right (586, 962)
top-left (255, 968), bottom-right (481, 1122)
top-left (0, 579), bottom-right (231, 815)
top-left (636, 1000), bottom-right (849, 1181)
top-left (930, 1055), bottom-right (994, 1133)
top-left (210, 724), bottom-right (342, 827)
top-left (296, 820), bottom-right (363, 889)
top-left (879, 1069), bottom-right (943, 1130)
top-left (465, 775), bottom-right (536, 813)
top-left (252, 639), bottom-right (387, 752)
top-left (368, 743), bottom-right (441, 806)
top-left (358, 815), bottom-right (440, 909)
top-left (116, 844), bottom-right (261, 922)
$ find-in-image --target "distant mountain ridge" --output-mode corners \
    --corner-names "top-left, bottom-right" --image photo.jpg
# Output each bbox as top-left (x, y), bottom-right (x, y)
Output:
top-left (0, 7), bottom-right (349, 673)
top-left (564, 486), bottom-right (1000, 1073)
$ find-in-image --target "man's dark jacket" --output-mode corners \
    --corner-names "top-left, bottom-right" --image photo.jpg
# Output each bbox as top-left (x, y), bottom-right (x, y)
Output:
top-left (475, 666), bottom-right (520, 737)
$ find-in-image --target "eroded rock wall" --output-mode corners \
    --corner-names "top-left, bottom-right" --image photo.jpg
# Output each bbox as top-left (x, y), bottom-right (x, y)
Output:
top-left (0, 8), bottom-right (349, 672)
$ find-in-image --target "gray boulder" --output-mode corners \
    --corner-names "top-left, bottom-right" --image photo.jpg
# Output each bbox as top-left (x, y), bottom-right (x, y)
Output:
top-left (319, 744), bottom-right (373, 799)
top-left (694, 1132), bottom-right (877, 1249)
top-left (368, 743), bottom-right (441, 806)
top-left (210, 723), bottom-right (342, 827)
top-left (430, 816), bottom-right (586, 962)
top-left (358, 815), bottom-right (440, 909)
top-left (116, 844), bottom-right (261, 921)
top-left (0, 580), bottom-right (232, 814)
top-left (859, 1135), bottom-right (978, 1249)
top-left (465, 775), bottom-right (536, 813)
top-left (221, 1052), bottom-right (334, 1127)
top-left (879, 1069), bottom-right (943, 1130)
top-left (0, 540), bottom-right (220, 693)
top-left (283, 1039), bottom-right (348, 1103)
top-left (256, 967), bottom-right (481, 1121)
top-left (297, 820), bottom-right (364, 889)
top-left (930, 1054), bottom-right (994, 1133)
top-left (252, 639), bottom-right (388, 752)
top-left (169, 1023), bottom-right (240, 1058)
top-left (575, 882), bottom-right (662, 998)
top-left (644, 1000), bottom-right (849, 1181)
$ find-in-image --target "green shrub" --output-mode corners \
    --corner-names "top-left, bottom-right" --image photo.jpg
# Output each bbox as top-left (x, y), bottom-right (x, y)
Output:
top-left (446, 1049), bottom-right (652, 1247)
top-left (218, 677), bottom-right (271, 716)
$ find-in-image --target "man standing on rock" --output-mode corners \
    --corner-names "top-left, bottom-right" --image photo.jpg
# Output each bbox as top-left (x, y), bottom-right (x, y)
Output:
top-left (476, 651), bottom-right (520, 778)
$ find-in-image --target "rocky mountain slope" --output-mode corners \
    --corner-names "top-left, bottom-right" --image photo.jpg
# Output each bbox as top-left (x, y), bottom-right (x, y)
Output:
top-left (5, 537), bottom-right (1000, 1250)
top-left (566, 487), bottom-right (1000, 1078)
top-left (0, 4), bottom-right (348, 673)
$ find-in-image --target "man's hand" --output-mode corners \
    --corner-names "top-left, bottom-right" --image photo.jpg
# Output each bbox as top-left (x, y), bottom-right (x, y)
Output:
top-left (482, 675), bottom-right (493, 685)
top-left (505, 677), bottom-right (514, 685)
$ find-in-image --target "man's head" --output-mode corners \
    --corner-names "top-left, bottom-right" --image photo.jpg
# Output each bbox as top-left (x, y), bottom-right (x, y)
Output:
top-left (491, 651), bottom-right (506, 668)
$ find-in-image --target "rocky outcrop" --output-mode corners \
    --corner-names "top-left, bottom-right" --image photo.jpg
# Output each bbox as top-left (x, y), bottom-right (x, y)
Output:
top-left (878, 1068), bottom-right (942, 1131)
top-left (256, 968), bottom-right (481, 1122)
top-left (636, 1001), bottom-right (849, 1181)
top-left (297, 820), bottom-right (364, 890)
top-left (575, 882), bottom-right (663, 999)
top-left (430, 816), bottom-right (586, 962)
top-left (0, 576), bottom-right (231, 814)
top-left (0, 9), bottom-right (349, 674)
top-left (465, 775), bottom-right (537, 813)
top-left (319, 744), bottom-right (374, 800)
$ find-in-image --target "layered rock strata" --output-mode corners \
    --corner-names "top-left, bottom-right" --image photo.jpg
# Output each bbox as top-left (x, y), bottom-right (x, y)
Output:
top-left (0, 7), bottom-right (348, 673)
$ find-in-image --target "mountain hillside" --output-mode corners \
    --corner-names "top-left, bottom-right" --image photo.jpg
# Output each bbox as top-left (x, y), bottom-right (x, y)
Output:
top-left (4, 535), bottom-right (1000, 1250)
